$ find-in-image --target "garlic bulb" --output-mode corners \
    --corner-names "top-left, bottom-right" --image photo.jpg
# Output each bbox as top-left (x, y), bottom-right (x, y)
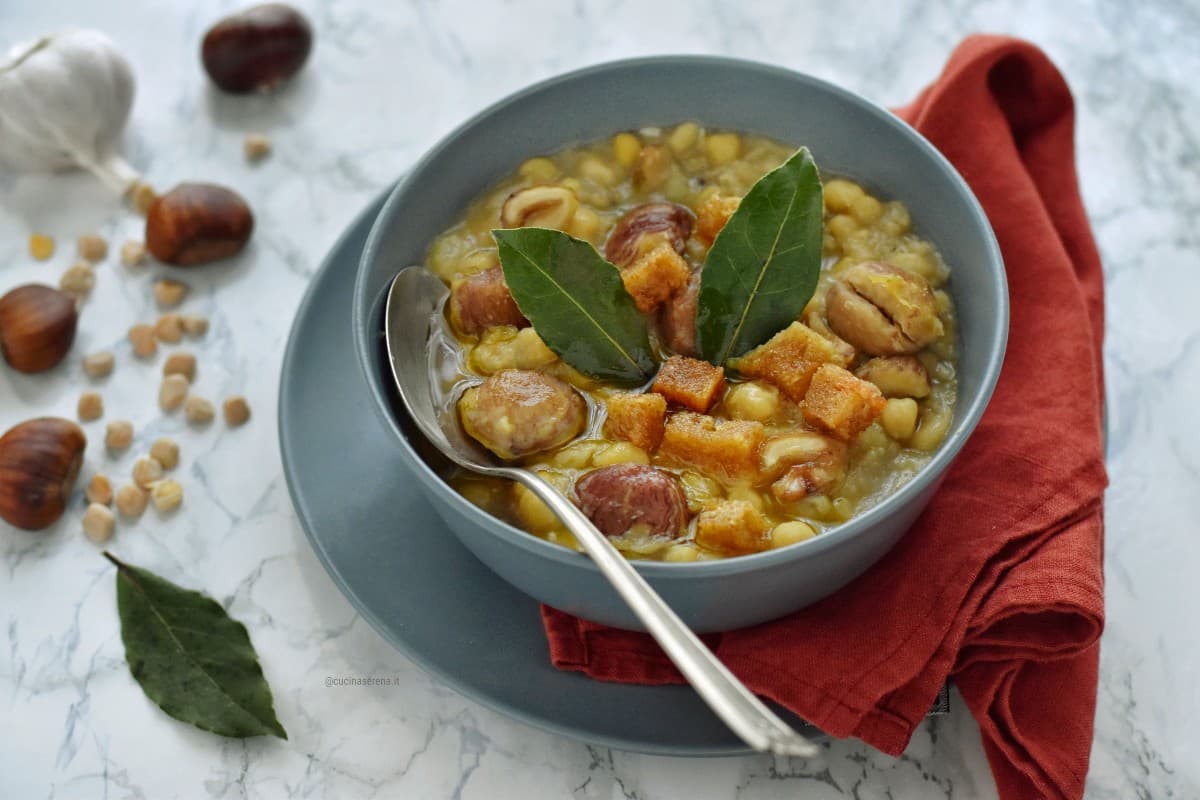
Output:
top-left (0, 29), bottom-right (140, 193)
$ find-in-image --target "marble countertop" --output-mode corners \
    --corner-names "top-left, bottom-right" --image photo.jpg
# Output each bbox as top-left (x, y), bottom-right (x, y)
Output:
top-left (2, 1), bottom-right (1197, 797)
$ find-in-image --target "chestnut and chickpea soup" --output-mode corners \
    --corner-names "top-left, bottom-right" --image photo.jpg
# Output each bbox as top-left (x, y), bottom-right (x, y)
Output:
top-left (423, 122), bottom-right (957, 561)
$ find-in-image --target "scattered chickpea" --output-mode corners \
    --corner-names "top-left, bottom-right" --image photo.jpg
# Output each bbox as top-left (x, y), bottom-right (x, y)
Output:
top-left (159, 374), bottom-right (190, 410)
top-left (29, 233), bottom-right (56, 261)
top-left (223, 396), bottom-right (251, 427)
top-left (244, 132), bottom-right (272, 161)
top-left (86, 474), bottom-right (113, 506)
top-left (77, 234), bottom-right (108, 262)
top-left (154, 313), bottom-right (184, 343)
top-left (129, 324), bottom-right (157, 358)
top-left (150, 479), bottom-right (183, 513)
top-left (82, 503), bottom-right (116, 543)
top-left (150, 437), bottom-right (180, 470)
top-left (77, 391), bottom-right (103, 421)
top-left (129, 182), bottom-right (158, 216)
top-left (105, 420), bottom-right (134, 451)
top-left (182, 314), bottom-right (209, 337)
top-left (83, 351), bottom-right (115, 378)
top-left (163, 352), bottom-right (197, 382)
top-left (132, 456), bottom-right (164, 489)
top-left (185, 395), bottom-right (215, 424)
top-left (120, 240), bottom-right (147, 267)
top-left (115, 483), bottom-right (148, 518)
top-left (59, 263), bottom-right (96, 296)
top-left (153, 278), bottom-right (188, 308)
top-left (770, 521), bottom-right (817, 549)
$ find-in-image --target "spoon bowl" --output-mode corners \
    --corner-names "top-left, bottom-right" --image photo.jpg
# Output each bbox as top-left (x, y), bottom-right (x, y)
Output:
top-left (382, 266), bottom-right (820, 758)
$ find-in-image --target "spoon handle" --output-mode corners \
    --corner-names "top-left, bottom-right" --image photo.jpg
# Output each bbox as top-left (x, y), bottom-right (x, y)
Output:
top-left (513, 472), bottom-right (820, 758)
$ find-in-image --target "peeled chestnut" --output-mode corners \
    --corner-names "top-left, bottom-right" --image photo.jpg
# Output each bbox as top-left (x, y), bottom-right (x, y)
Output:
top-left (145, 183), bottom-right (255, 266)
top-left (0, 418), bottom-right (87, 531)
top-left (0, 284), bottom-right (78, 373)
top-left (202, 3), bottom-right (314, 93)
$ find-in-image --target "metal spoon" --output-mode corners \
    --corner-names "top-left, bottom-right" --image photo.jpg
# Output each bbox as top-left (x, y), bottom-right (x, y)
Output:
top-left (383, 266), bottom-right (820, 758)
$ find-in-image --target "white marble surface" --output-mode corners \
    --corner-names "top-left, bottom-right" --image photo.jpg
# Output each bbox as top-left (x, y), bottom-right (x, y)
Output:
top-left (1, 0), bottom-right (1196, 797)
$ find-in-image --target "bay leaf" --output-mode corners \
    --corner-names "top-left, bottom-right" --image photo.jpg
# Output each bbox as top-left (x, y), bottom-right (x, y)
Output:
top-left (493, 227), bottom-right (656, 386)
top-left (103, 552), bottom-right (287, 740)
top-left (695, 147), bottom-right (824, 364)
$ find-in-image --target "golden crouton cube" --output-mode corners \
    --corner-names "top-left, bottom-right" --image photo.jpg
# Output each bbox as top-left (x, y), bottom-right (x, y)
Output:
top-left (694, 500), bottom-right (770, 555)
top-left (620, 242), bottom-right (691, 314)
top-left (651, 356), bottom-right (727, 413)
top-left (659, 412), bottom-right (764, 481)
top-left (801, 363), bottom-right (887, 441)
top-left (730, 321), bottom-right (850, 401)
top-left (603, 392), bottom-right (667, 452)
top-left (695, 195), bottom-right (741, 246)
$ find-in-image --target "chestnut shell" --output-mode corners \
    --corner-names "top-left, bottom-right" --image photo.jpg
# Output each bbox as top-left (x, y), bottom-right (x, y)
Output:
top-left (201, 3), bottom-right (314, 93)
top-left (145, 183), bottom-right (255, 266)
top-left (0, 284), bottom-right (78, 373)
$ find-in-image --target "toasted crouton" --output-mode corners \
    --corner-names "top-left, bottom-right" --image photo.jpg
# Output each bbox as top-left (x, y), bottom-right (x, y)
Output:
top-left (659, 412), bottom-right (764, 481)
top-left (695, 195), bottom-right (741, 246)
top-left (604, 392), bottom-right (667, 452)
top-left (652, 356), bottom-right (727, 413)
top-left (730, 321), bottom-right (851, 401)
top-left (694, 500), bottom-right (770, 554)
top-left (801, 363), bottom-right (886, 441)
top-left (620, 242), bottom-right (691, 314)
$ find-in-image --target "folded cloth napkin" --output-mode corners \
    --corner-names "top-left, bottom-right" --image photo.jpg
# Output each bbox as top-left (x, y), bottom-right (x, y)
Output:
top-left (542, 35), bottom-right (1108, 800)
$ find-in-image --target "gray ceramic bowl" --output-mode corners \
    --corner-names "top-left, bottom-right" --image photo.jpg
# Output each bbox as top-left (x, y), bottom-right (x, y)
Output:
top-left (352, 56), bottom-right (1007, 633)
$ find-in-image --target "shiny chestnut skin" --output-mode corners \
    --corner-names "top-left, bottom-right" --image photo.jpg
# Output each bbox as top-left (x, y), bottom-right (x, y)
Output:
top-left (0, 284), bottom-right (78, 373)
top-left (574, 464), bottom-right (689, 539)
top-left (0, 417), bottom-right (87, 531)
top-left (604, 202), bottom-right (694, 268)
top-left (145, 183), bottom-right (255, 266)
top-left (201, 3), bottom-right (313, 93)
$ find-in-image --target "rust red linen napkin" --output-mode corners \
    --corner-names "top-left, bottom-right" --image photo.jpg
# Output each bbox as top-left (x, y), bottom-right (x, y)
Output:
top-left (542, 35), bottom-right (1108, 800)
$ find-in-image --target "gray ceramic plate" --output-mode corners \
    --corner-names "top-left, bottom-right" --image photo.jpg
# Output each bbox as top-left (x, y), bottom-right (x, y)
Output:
top-left (279, 189), bottom-right (828, 755)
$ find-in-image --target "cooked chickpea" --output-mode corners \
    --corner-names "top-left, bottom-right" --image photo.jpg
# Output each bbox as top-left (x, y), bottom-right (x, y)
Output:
top-left (514, 482), bottom-right (560, 533)
top-left (704, 132), bottom-right (742, 166)
top-left (153, 278), bottom-right (189, 308)
top-left (60, 263), bottom-right (96, 296)
top-left (566, 207), bottom-right (604, 243)
top-left (77, 234), bottom-right (108, 262)
top-left (105, 420), bottom-right (134, 451)
top-left (512, 327), bottom-right (557, 369)
top-left (877, 201), bottom-right (911, 236)
top-left (185, 395), bottom-right (215, 424)
top-left (909, 407), bottom-right (952, 451)
top-left (82, 503), bottom-right (116, 543)
top-left (662, 543), bottom-right (700, 562)
top-left (155, 313), bottom-right (184, 343)
top-left (850, 194), bottom-right (883, 226)
top-left (880, 398), bottom-right (920, 440)
top-left (150, 479), bottom-right (183, 513)
top-left (182, 314), bottom-right (209, 337)
top-left (129, 324), bottom-right (157, 358)
top-left (667, 122), bottom-right (700, 155)
top-left (832, 497), bottom-right (855, 521)
top-left (518, 156), bottom-right (558, 183)
top-left (592, 442), bottom-right (650, 467)
top-left (823, 179), bottom-right (865, 213)
top-left (115, 483), bottom-right (148, 518)
top-left (132, 456), bottom-right (164, 489)
top-left (163, 352), bottom-right (197, 382)
top-left (727, 485), bottom-right (764, 512)
top-left (549, 441), bottom-right (604, 470)
top-left (612, 133), bottom-right (641, 168)
top-left (223, 396), bottom-right (251, 427)
top-left (120, 240), bottom-right (146, 267)
top-left (77, 392), bottom-right (103, 421)
top-left (150, 437), bottom-right (179, 470)
top-left (770, 521), bottom-right (816, 548)
top-left (83, 351), bottom-right (115, 378)
top-left (723, 381), bottom-right (780, 423)
top-left (827, 214), bottom-right (858, 242)
top-left (159, 374), bottom-right (189, 410)
top-left (577, 155), bottom-right (618, 187)
top-left (86, 474), bottom-right (113, 506)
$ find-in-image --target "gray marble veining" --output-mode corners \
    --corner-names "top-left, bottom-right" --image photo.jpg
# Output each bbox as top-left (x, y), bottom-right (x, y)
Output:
top-left (1, 0), bottom-right (1197, 797)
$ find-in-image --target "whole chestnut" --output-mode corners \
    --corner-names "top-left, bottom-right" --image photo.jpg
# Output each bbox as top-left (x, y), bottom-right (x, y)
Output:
top-left (0, 417), bottom-right (87, 531)
top-left (145, 183), bottom-right (255, 266)
top-left (604, 202), bottom-right (694, 268)
top-left (0, 284), bottom-right (78, 373)
top-left (201, 3), bottom-right (314, 93)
